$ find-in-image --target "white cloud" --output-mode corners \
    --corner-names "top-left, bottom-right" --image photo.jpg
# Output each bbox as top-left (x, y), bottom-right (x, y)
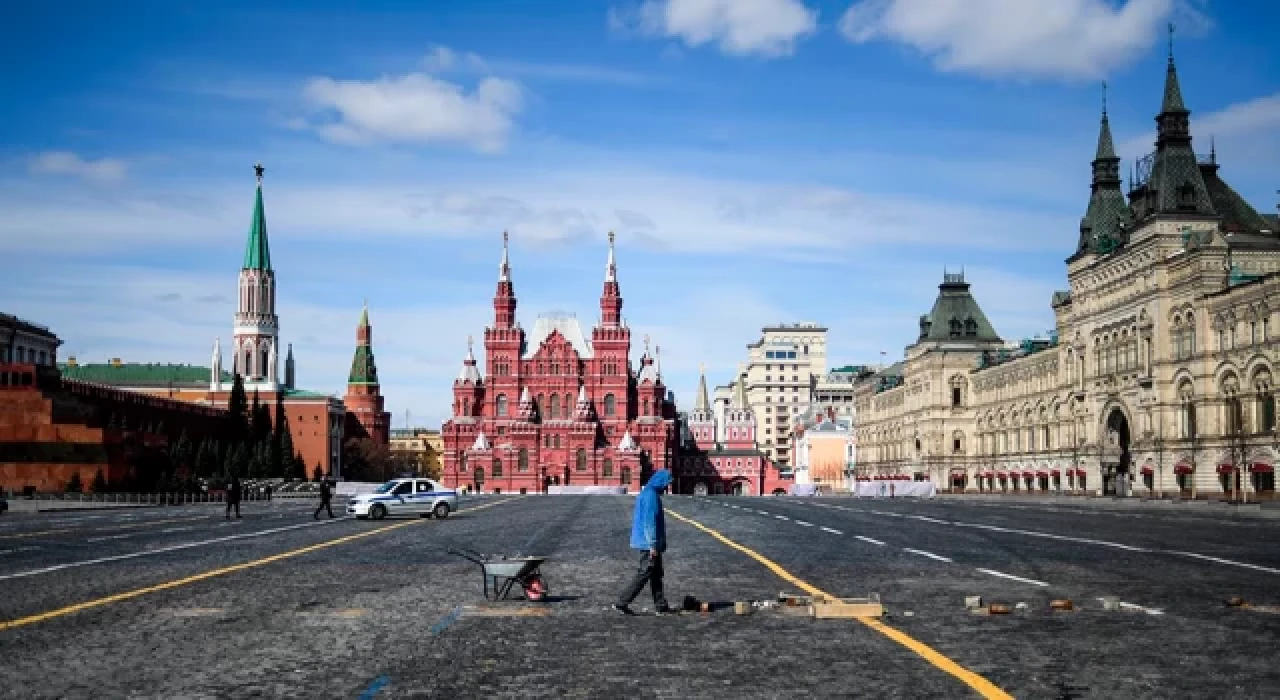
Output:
top-left (618, 0), bottom-right (818, 57)
top-left (301, 71), bottom-right (522, 153)
top-left (839, 0), bottom-right (1205, 80)
top-left (28, 151), bottom-right (128, 183)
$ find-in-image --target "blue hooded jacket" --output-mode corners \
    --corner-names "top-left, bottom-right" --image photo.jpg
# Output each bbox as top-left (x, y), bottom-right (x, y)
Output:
top-left (630, 470), bottom-right (672, 552)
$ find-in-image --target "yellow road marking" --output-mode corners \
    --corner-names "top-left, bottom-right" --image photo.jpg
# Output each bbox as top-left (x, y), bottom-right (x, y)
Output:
top-left (666, 508), bottom-right (1013, 700)
top-left (0, 497), bottom-right (520, 631)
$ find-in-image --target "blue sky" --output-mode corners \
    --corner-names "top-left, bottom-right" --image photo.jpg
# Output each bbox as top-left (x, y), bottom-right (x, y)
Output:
top-left (2, 0), bottom-right (1278, 429)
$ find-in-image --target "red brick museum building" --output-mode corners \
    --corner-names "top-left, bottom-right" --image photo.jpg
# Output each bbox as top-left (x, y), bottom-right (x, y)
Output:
top-left (440, 233), bottom-right (677, 493)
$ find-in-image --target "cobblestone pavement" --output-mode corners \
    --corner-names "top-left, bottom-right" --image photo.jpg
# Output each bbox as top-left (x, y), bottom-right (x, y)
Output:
top-left (1, 494), bottom-right (1277, 699)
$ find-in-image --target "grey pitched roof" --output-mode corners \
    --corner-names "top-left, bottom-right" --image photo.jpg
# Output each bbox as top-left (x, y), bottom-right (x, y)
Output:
top-left (1201, 163), bottom-right (1271, 235)
top-left (1141, 54), bottom-right (1214, 218)
top-left (916, 273), bottom-right (1002, 344)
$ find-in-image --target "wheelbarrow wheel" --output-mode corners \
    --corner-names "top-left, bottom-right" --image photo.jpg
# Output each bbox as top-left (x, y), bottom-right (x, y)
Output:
top-left (522, 574), bottom-right (547, 602)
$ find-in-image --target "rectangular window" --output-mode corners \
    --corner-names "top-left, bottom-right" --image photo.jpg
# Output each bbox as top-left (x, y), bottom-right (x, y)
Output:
top-left (951, 387), bottom-right (961, 408)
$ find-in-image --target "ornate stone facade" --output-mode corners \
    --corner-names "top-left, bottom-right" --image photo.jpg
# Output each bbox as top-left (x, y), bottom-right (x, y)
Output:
top-left (854, 51), bottom-right (1280, 499)
top-left (440, 234), bottom-right (677, 494)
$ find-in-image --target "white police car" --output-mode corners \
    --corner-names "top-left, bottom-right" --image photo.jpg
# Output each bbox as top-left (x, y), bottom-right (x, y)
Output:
top-left (347, 478), bottom-right (458, 520)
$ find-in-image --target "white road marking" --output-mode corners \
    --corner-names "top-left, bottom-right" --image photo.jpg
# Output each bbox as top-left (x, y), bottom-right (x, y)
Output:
top-left (903, 548), bottom-right (952, 563)
top-left (795, 521), bottom-right (814, 527)
top-left (911, 516), bottom-right (949, 524)
top-left (975, 568), bottom-right (1050, 587)
top-left (161, 526), bottom-right (195, 534)
top-left (820, 527), bottom-right (843, 535)
top-left (775, 515), bottom-right (790, 521)
top-left (0, 546), bottom-right (41, 555)
top-left (1111, 600), bottom-right (1165, 615)
top-left (87, 533), bottom-right (136, 542)
top-left (1171, 551), bottom-right (1280, 575)
top-left (855, 536), bottom-right (886, 546)
top-left (755, 510), bottom-right (769, 515)
top-left (0, 518), bottom-right (349, 581)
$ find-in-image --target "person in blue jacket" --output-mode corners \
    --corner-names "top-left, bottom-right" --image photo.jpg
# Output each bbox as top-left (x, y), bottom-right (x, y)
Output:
top-left (613, 469), bottom-right (675, 615)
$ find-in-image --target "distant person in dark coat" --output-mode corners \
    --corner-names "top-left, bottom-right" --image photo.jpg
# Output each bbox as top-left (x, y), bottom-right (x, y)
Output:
top-left (265, 484), bottom-right (273, 502)
top-left (613, 470), bottom-right (674, 615)
top-left (314, 479), bottom-right (335, 519)
top-left (225, 476), bottom-right (242, 520)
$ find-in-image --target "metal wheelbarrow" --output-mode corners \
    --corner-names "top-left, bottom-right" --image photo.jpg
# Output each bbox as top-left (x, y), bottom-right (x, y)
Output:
top-left (447, 548), bottom-right (549, 602)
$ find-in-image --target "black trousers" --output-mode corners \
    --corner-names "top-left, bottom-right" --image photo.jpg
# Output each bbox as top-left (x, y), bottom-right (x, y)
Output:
top-left (314, 498), bottom-right (334, 518)
top-left (225, 500), bottom-right (240, 518)
top-left (616, 551), bottom-right (667, 608)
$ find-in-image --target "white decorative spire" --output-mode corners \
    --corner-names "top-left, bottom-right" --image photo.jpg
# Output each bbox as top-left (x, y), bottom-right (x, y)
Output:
top-left (266, 340), bottom-right (278, 384)
top-left (457, 335), bottom-right (483, 384)
top-left (499, 230), bottom-right (510, 282)
top-left (210, 338), bottom-right (222, 390)
top-left (471, 432), bottom-right (491, 451)
top-left (618, 430), bottom-right (638, 451)
top-left (655, 344), bottom-right (662, 380)
top-left (605, 231), bottom-right (616, 282)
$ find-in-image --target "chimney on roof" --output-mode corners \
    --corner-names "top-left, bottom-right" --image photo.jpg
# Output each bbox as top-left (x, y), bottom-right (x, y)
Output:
top-left (66, 356), bottom-right (78, 367)
top-left (110, 358), bottom-right (122, 367)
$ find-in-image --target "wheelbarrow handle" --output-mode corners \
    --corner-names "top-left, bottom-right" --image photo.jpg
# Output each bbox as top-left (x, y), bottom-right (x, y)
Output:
top-left (445, 547), bottom-right (485, 564)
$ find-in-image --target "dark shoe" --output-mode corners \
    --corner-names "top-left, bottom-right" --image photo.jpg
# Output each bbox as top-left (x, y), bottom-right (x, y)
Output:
top-left (653, 606), bottom-right (679, 615)
top-left (611, 604), bottom-right (634, 616)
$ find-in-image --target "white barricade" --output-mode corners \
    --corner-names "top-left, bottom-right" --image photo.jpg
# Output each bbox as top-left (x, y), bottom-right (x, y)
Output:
top-left (547, 485), bottom-right (629, 495)
top-left (853, 481), bottom-right (937, 498)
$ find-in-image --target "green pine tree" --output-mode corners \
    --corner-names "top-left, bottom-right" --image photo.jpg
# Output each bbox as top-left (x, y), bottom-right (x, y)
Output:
top-left (171, 430), bottom-right (192, 473)
top-left (91, 468), bottom-right (108, 493)
top-left (227, 373), bottom-right (250, 444)
top-left (292, 451), bottom-right (307, 480)
top-left (65, 472), bottom-right (84, 493)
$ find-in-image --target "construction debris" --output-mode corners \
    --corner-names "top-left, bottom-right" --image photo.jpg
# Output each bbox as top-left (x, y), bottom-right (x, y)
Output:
top-left (964, 595), bottom-right (983, 609)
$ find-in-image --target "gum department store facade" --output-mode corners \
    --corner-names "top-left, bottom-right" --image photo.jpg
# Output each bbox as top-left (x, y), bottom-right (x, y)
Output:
top-left (854, 50), bottom-right (1279, 499)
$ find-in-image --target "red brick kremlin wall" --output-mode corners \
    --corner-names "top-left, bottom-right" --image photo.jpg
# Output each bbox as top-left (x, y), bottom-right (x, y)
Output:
top-left (0, 363), bottom-right (226, 492)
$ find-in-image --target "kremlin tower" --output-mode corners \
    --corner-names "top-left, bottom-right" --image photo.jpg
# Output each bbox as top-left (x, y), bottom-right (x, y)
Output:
top-left (343, 304), bottom-right (391, 444)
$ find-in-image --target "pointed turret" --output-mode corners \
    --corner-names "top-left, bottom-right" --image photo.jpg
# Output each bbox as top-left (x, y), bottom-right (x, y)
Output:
top-left (244, 163), bottom-right (272, 271)
top-left (617, 430), bottom-right (639, 451)
top-left (599, 231), bottom-right (623, 327)
top-left (1076, 85), bottom-right (1130, 256)
top-left (344, 303), bottom-right (390, 444)
top-left (456, 335), bottom-right (483, 384)
top-left (1160, 26), bottom-right (1186, 115)
top-left (1133, 24), bottom-right (1214, 219)
top-left (694, 363), bottom-right (710, 413)
top-left (493, 232), bottom-right (517, 329)
top-left (347, 304), bottom-right (378, 386)
top-left (733, 371), bottom-right (749, 409)
top-left (210, 338), bottom-right (222, 390)
top-left (284, 343), bottom-right (295, 389)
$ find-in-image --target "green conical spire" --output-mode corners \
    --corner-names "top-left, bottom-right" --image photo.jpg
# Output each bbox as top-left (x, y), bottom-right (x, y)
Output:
top-left (1160, 24), bottom-right (1186, 114)
top-left (243, 163), bottom-right (272, 271)
top-left (1096, 84), bottom-right (1117, 160)
top-left (359, 300), bottom-right (369, 328)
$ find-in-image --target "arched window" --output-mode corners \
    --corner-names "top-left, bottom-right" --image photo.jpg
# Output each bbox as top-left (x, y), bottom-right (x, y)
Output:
top-left (462, 399), bottom-right (471, 415)
top-left (602, 458), bottom-right (613, 477)
top-left (549, 395), bottom-right (560, 419)
top-left (261, 346), bottom-right (270, 378)
top-left (604, 393), bottom-right (616, 416)
top-left (621, 467), bottom-right (631, 485)
top-left (459, 454), bottom-right (467, 473)
top-left (576, 448), bottom-right (587, 471)
top-left (642, 399), bottom-right (650, 415)
top-left (1255, 371), bottom-right (1276, 433)
top-left (544, 434), bottom-right (551, 448)
top-left (518, 448), bottom-right (529, 471)
top-left (553, 435), bottom-right (560, 448)
top-left (496, 394), bottom-right (508, 417)
top-left (492, 458), bottom-right (503, 477)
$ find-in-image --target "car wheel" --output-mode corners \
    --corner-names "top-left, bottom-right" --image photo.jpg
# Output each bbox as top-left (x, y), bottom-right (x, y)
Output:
top-left (433, 502), bottom-right (450, 519)
top-left (369, 503), bottom-right (387, 521)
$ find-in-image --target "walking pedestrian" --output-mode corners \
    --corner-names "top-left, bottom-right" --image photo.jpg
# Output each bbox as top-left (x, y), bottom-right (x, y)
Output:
top-left (225, 476), bottom-right (242, 520)
top-left (265, 484), bottom-right (273, 502)
top-left (314, 479), bottom-right (334, 519)
top-left (613, 469), bottom-right (674, 615)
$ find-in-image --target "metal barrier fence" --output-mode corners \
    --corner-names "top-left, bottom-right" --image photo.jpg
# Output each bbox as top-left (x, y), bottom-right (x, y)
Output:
top-left (4, 491), bottom-right (320, 505)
